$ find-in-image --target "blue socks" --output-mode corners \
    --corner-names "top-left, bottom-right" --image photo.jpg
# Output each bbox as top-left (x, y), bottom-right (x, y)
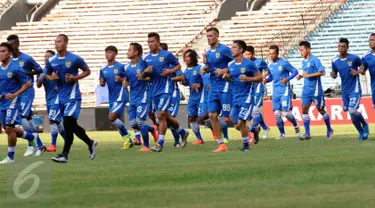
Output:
top-left (170, 128), bottom-right (180, 145)
top-left (303, 114), bottom-right (310, 135)
top-left (259, 114), bottom-right (268, 130)
top-left (322, 113), bottom-right (332, 131)
top-left (218, 118), bottom-right (228, 139)
top-left (275, 112), bottom-right (285, 135)
top-left (58, 123), bottom-right (66, 140)
top-left (140, 127), bottom-right (149, 148)
top-left (146, 124), bottom-right (154, 133)
top-left (50, 123), bottom-right (59, 146)
top-left (111, 119), bottom-right (129, 137)
top-left (8, 146), bottom-right (15, 160)
top-left (285, 112), bottom-right (298, 127)
top-left (191, 121), bottom-right (203, 141)
top-left (158, 135), bottom-right (165, 147)
top-left (242, 136), bottom-right (249, 148)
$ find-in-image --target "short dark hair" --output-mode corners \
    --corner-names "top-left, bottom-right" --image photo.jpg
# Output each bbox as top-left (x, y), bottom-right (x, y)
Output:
top-left (45, 50), bottom-right (55, 55)
top-left (370, 33), bottom-right (375, 37)
top-left (206, 27), bottom-right (220, 34)
top-left (160, 43), bottom-right (168, 51)
top-left (183, 49), bottom-right (198, 66)
top-left (7, 34), bottom-right (19, 43)
top-left (269, 45), bottom-right (279, 54)
top-left (339, 38), bottom-right (349, 46)
top-left (130, 42), bottom-right (143, 57)
top-left (299, 41), bottom-right (311, 49)
top-left (0, 42), bottom-right (13, 53)
top-left (233, 40), bottom-right (247, 54)
top-left (105, 45), bottom-right (118, 54)
top-left (58, 34), bottom-right (69, 42)
top-left (148, 32), bottom-right (160, 42)
top-left (245, 46), bottom-right (254, 54)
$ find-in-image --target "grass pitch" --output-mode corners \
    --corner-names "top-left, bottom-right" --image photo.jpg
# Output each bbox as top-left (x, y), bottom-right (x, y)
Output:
top-left (0, 124), bottom-right (375, 208)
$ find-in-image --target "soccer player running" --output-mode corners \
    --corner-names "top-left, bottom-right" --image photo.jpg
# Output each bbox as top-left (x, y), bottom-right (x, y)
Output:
top-left (331, 38), bottom-right (369, 140)
top-left (140, 32), bottom-right (189, 152)
top-left (0, 42), bottom-right (39, 164)
top-left (124, 43), bottom-right (158, 151)
top-left (180, 49), bottom-right (205, 144)
top-left (7, 35), bottom-right (45, 156)
top-left (201, 27), bottom-right (233, 152)
top-left (361, 33), bottom-right (375, 110)
top-left (296, 41), bottom-right (333, 140)
top-left (46, 34), bottom-right (97, 163)
top-left (223, 40), bottom-right (262, 152)
top-left (160, 42), bottom-right (184, 147)
top-left (99, 46), bottom-right (133, 149)
top-left (244, 46), bottom-right (270, 140)
top-left (37, 50), bottom-right (66, 152)
top-left (263, 45), bottom-right (301, 140)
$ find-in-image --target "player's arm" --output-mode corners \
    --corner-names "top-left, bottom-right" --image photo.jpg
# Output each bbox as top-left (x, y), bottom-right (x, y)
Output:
top-left (330, 60), bottom-right (338, 79)
top-left (240, 64), bottom-right (263, 83)
top-left (303, 59), bottom-right (326, 78)
top-left (172, 70), bottom-right (184, 82)
top-left (66, 57), bottom-right (91, 83)
top-left (281, 62), bottom-right (298, 84)
top-left (99, 69), bottom-right (106, 87)
top-left (26, 57), bottom-right (43, 76)
top-left (222, 72), bottom-right (232, 82)
top-left (45, 59), bottom-right (59, 81)
top-left (37, 74), bottom-right (43, 88)
top-left (6, 69), bottom-right (31, 101)
top-left (115, 66), bottom-right (126, 83)
top-left (351, 56), bottom-right (363, 76)
top-left (161, 53), bottom-right (182, 76)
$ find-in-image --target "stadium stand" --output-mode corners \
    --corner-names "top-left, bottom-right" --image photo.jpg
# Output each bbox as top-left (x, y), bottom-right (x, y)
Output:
top-left (7, 0), bottom-right (218, 108)
top-left (286, 0), bottom-right (375, 97)
top-left (0, 0), bottom-right (14, 13)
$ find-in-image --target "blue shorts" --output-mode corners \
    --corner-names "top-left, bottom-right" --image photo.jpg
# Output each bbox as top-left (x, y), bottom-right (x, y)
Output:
top-left (301, 93), bottom-right (325, 110)
top-left (20, 88), bottom-right (35, 117)
top-left (47, 104), bottom-right (62, 123)
top-left (272, 93), bottom-right (293, 111)
top-left (252, 93), bottom-right (263, 107)
top-left (208, 91), bottom-right (232, 117)
top-left (109, 101), bottom-right (126, 116)
top-left (342, 93), bottom-right (361, 112)
top-left (1, 108), bottom-right (21, 128)
top-left (61, 99), bottom-right (81, 119)
top-left (231, 102), bottom-right (253, 125)
top-left (187, 99), bottom-right (200, 117)
top-left (154, 93), bottom-right (172, 112)
top-left (198, 102), bottom-right (208, 118)
top-left (371, 88), bottom-right (375, 108)
top-left (128, 103), bottom-right (148, 121)
top-left (168, 92), bottom-right (180, 117)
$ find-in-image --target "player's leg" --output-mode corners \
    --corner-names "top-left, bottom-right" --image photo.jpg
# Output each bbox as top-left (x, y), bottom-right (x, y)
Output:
top-left (347, 94), bottom-right (368, 140)
top-left (46, 104), bottom-right (65, 152)
top-left (151, 94), bottom-right (173, 151)
top-left (199, 102), bottom-right (216, 139)
top-left (168, 95), bottom-right (181, 147)
top-left (108, 101), bottom-right (132, 149)
top-left (136, 103), bottom-right (151, 151)
top-left (272, 94), bottom-right (285, 139)
top-left (300, 94), bottom-right (312, 140)
top-left (219, 91), bottom-right (232, 142)
top-left (281, 94), bottom-right (300, 138)
top-left (209, 91), bottom-right (227, 152)
top-left (189, 100), bottom-right (204, 144)
top-left (314, 95), bottom-right (334, 140)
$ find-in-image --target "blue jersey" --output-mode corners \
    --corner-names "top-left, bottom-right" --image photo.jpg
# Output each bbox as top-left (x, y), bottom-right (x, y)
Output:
top-left (172, 69), bottom-right (182, 97)
top-left (183, 65), bottom-right (203, 102)
top-left (301, 55), bottom-right (324, 96)
top-left (46, 52), bottom-right (88, 102)
top-left (362, 50), bottom-right (375, 89)
top-left (267, 58), bottom-right (298, 95)
top-left (0, 61), bottom-right (29, 110)
top-left (228, 58), bottom-right (259, 103)
top-left (332, 53), bottom-right (362, 94)
top-left (252, 57), bottom-right (267, 94)
top-left (99, 61), bottom-right (128, 104)
top-left (143, 50), bottom-right (179, 96)
top-left (12, 52), bottom-right (42, 86)
top-left (39, 69), bottom-right (58, 106)
top-left (124, 60), bottom-right (148, 104)
top-left (201, 73), bottom-right (210, 103)
top-left (206, 43), bottom-right (233, 92)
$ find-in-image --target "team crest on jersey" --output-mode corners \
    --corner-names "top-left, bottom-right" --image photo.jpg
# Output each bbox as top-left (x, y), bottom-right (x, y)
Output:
top-left (114, 68), bottom-right (118, 74)
top-left (19, 61), bottom-right (24, 67)
top-left (136, 69), bottom-right (141, 74)
top-left (159, 57), bottom-right (164, 62)
top-left (65, 61), bottom-right (71, 68)
top-left (193, 70), bottom-right (197, 75)
top-left (241, 68), bottom-right (246, 73)
top-left (348, 61), bottom-right (352, 66)
top-left (307, 62), bottom-right (310, 67)
top-left (278, 66), bottom-right (282, 71)
top-left (215, 52), bottom-right (220, 58)
top-left (7, 72), bottom-right (12, 78)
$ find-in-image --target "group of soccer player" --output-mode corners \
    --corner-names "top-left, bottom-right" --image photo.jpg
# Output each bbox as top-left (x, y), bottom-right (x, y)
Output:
top-left (0, 28), bottom-right (374, 164)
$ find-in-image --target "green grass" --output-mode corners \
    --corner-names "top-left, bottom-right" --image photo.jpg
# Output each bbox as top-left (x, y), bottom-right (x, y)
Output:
top-left (1, 124), bottom-right (375, 208)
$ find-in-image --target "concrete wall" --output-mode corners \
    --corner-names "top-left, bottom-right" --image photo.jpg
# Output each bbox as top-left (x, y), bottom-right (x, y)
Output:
top-left (0, 0), bottom-right (33, 30)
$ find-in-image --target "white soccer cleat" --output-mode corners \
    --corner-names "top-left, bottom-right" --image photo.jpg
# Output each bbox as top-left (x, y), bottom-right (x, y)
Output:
top-left (24, 146), bottom-right (36, 156)
top-left (294, 124), bottom-right (301, 138)
top-left (275, 134), bottom-right (287, 140)
top-left (262, 127), bottom-right (270, 139)
top-left (0, 156), bottom-right (15, 164)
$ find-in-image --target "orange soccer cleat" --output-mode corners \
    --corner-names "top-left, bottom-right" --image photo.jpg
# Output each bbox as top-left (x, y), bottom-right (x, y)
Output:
top-left (248, 132), bottom-right (255, 146)
top-left (192, 139), bottom-right (204, 145)
top-left (212, 143), bottom-right (228, 152)
top-left (152, 125), bottom-right (159, 142)
top-left (46, 144), bottom-right (56, 152)
top-left (138, 146), bottom-right (150, 152)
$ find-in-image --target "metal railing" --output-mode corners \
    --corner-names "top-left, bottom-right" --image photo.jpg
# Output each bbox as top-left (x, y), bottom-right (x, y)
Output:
top-left (26, 0), bottom-right (45, 22)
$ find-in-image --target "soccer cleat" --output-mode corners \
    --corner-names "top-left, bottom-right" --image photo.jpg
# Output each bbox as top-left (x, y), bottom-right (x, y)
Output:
top-left (51, 154), bottom-right (68, 163)
top-left (192, 139), bottom-right (204, 145)
top-left (46, 144), bottom-right (56, 152)
top-left (152, 125), bottom-right (159, 142)
top-left (253, 127), bottom-right (260, 144)
top-left (300, 134), bottom-right (312, 140)
top-left (138, 146), bottom-right (150, 152)
top-left (362, 125), bottom-right (369, 139)
top-left (24, 146), bottom-right (36, 157)
top-left (212, 143), bottom-right (228, 152)
top-left (223, 138), bottom-right (229, 144)
top-left (358, 133), bottom-right (368, 141)
top-left (133, 138), bottom-right (142, 146)
top-left (34, 146), bottom-right (47, 156)
top-left (326, 129), bottom-right (334, 140)
top-left (122, 136), bottom-right (133, 150)
top-left (173, 143), bottom-right (181, 148)
top-left (262, 127), bottom-right (270, 139)
top-left (241, 147), bottom-right (250, 152)
top-left (180, 131), bottom-right (189, 148)
top-left (275, 134), bottom-right (287, 140)
top-left (89, 140), bottom-right (97, 160)
top-left (0, 156), bottom-right (15, 164)
top-left (150, 144), bottom-right (163, 152)
top-left (294, 125), bottom-right (301, 138)
top-left (248, 132), bottom-right (254, 144)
